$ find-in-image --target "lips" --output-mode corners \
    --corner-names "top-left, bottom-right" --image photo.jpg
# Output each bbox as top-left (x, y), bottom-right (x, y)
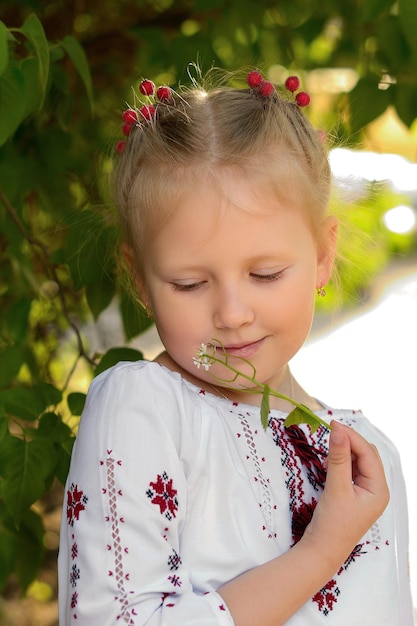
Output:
top-left (216, 338), bottom-right (264, 359)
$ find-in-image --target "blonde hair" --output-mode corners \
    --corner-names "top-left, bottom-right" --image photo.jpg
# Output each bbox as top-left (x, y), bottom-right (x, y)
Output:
top-left (114, 69), bottom-right (331, 277)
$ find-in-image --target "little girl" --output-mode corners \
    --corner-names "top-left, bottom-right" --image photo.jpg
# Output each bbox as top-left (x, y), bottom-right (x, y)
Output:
top-left (58, 68), bottom-right (414, 625)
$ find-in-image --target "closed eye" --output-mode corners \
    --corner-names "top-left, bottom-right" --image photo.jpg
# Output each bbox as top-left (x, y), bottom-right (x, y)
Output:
top-left (170, 281), bottom-right (206, 292)
top-left (250, 270), bottom-right (285, 282)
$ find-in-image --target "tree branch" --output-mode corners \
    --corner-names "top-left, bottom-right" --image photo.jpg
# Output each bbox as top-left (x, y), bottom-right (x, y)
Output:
top-left (0, 188), bottom-right (96, 369)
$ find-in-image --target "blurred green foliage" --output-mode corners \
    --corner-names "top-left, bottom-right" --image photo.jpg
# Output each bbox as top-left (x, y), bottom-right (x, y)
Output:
top-left (0, 0), bottom-right (416, 600)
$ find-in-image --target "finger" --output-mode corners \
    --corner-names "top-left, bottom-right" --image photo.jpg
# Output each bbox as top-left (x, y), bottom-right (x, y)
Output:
top-left (329, 421), bottom-right (389, 502)
top-left (326, 422), bottom-right (377, 484)
top-left (327, 420), bottom-right (351, 463)
top-left (323, 421), bottom-right (355, 495)
top-left (335, 423), bottom-right (382, 467)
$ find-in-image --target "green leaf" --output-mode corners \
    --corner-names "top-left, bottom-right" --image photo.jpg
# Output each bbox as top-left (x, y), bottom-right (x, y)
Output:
top-left (0, 389), bottom-right (44, 422)
top-left (0, 143), bottom-right (40, 203)
top-left (95, 347), bottom-right (143, 377)
top-left (348, 77), bottom-right (392, 134)
top-left (56, 438), bottom-right (75, 484)
top-left (0, 62), bottom-right (26, 146)
top-left (18, 13), bottom-right (49, 108)
top-left (1, 436), bottom-right (57, 526)
top-left (399, 0), bottom-right (417, 57)
top-left (60, 35), bottom-right (94, 111)
top-left (394, 82), bottom-right (417, 126)
top-left (0, 529), bottom-right (18, 591)
top-left (0, 27), bottom-right (47, 136)
top-left (3, 297), bottom-right (31, 343)
top-left (15, 508), bottom-right (44, 591)
top-left (120, 292), bottom-right (153, 341)
top-left (0, 21), bottom-right (9, 77)
top-left (0, 383), bottom-right (61, 422)
top-left (284, 405), bottom-right (329, 434)
top-left (67, 392), bottom-right (86, 416)
top-left (37, 412), bottom-right (72, 443)
top-left (85, 272), bottom-right (116, 320)
top-left (260, 385), bottom-right (270, 430)
top-left (0, 503), bottom-right (44, 591)
top-left (36, 382), bottom-right (63, 408)
top-left (20, 56), bottom-right (45, 118)
top-left (64, 209), bottom-right (116, 294)
top-left (376, 15), bottom-right (409, 73)
top-left (0, 345), bottom-right (26, 388)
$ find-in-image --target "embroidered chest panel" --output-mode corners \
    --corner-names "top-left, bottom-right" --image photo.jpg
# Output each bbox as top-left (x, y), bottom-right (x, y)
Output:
top-left (231, 409), bottom-right (390, 618)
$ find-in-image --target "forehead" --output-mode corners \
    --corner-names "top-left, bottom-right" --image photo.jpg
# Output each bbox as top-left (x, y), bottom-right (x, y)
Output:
top-left (161, 165), bottom-right (310, 226)
top-left (145, 171), bottom-right (317, 269)
top-left (133, 150), bottom-right (321, 251)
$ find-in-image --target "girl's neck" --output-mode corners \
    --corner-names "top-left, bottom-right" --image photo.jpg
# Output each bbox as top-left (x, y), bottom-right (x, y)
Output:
top-left (154, 351), bottom-right (322, 413)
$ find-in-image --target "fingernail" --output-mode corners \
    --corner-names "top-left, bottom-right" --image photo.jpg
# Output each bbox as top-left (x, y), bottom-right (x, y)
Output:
top-left (330, 421), bottom-right (345, 445)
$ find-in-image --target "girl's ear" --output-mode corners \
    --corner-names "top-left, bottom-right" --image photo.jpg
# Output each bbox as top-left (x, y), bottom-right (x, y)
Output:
top-left (121, 243), bottom-right (148, 305)
top-left (316, 215), bottom-right (338, 288)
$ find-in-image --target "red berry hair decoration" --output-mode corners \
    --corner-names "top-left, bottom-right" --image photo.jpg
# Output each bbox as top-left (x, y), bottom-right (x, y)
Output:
top-left (246, 70), bottom-right (310, 108)
top-left (139, 79), bottom-right (155, 96)
top-left (116, 78), bottom-right (173, 154)
top-left (285, 75), bottom-right (311, 107)
top-left (246, 70), bottom-right (275, 98)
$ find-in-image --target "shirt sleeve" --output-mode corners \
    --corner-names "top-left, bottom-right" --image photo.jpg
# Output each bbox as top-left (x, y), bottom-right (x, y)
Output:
top-left (349, 415), bottom-right (416, 625)
top-left (379, 429), bottom-right (415, 624)
top-left (58, 362), bottom-right (235, 626)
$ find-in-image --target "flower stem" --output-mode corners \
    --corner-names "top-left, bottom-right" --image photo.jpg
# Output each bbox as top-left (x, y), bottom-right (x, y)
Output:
top-left (195, 340), bottom-right (331, 433)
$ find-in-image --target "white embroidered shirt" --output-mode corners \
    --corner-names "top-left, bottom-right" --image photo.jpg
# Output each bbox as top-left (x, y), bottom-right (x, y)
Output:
top-left (58, 361), bottom-right (415, 625)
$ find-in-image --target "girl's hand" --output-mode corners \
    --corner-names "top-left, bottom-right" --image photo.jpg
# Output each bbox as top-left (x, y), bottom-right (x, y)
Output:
top-left (304, 420), bottom-right (390, 567)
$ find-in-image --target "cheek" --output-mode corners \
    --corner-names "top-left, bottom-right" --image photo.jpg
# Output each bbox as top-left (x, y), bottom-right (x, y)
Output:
top-left (271, 281), bottom-right (316, 333)
top-left (152, 303), bottom-right (201, 349)
top-left (272, 273), bottom-right (316, 311)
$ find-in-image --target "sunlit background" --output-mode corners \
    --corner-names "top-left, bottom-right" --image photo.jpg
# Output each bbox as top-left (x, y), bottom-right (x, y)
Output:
top-left (296, 145), bottom-right (417, 610)
top-left (292, 264), bottom-right (417, 609)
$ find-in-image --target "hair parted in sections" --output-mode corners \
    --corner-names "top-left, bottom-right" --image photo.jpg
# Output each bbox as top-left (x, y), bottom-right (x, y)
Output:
top-left (113, 68), bottom-right (331, 277)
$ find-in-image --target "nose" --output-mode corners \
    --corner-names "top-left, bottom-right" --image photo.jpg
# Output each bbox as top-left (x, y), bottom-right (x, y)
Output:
top-left (213, 285), bottom-right (255, 329)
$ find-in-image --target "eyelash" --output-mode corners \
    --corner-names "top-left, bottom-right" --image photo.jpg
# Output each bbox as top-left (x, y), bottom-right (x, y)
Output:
top-left (170, 282), bottom-right (205, 292)
top-left (170, 271), bottom-right (284, 291)
top-left (250, 271), bottom-right (284, 282)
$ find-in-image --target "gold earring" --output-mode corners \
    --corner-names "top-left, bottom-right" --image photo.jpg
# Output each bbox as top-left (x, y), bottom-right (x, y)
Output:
top-left (316, 285), bottom-right (326, 297)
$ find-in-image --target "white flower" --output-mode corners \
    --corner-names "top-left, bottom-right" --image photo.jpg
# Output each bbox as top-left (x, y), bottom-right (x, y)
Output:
top-left (192, 343), bottom-right (214, 371)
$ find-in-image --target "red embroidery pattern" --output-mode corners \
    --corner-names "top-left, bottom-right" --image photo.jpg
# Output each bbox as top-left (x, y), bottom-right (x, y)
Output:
top-left (291, 498), bottom-right (318, 544)
top-left (102, 449), bottom-right (135, 624)
top-left (312, 579), bottom-right (340, 615)
top-left (168, 574), bottom-right (182, 587)
top-left (268, 419), bottom-right (329, 545)
top-left (67, 483), bottom-right (88, 526)
top-left (160, 591), bottom-right (176, 608)
top-left (267, 415), bottom-right (388, 617)
top-left (65, 483), bottom-right (88, 620)
top-left (146, 471), bottom-right (179, 521)
top-left (70, 591), bottom-right (78, 609)
top-left (313, 540), bottom-right (372, 614)
top-left (145, 473), bottom-right (182, 609)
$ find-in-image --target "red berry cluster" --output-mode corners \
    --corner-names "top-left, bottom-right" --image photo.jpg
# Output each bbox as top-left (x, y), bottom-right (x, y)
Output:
top-left (246, 70), bottom-right (275, 98)
top-left (116, 79), bottom-right (172, 154)
top-left (284, 75), bottom-right (311, 107)
top-left (246, 70), bottom-right (310, 108)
